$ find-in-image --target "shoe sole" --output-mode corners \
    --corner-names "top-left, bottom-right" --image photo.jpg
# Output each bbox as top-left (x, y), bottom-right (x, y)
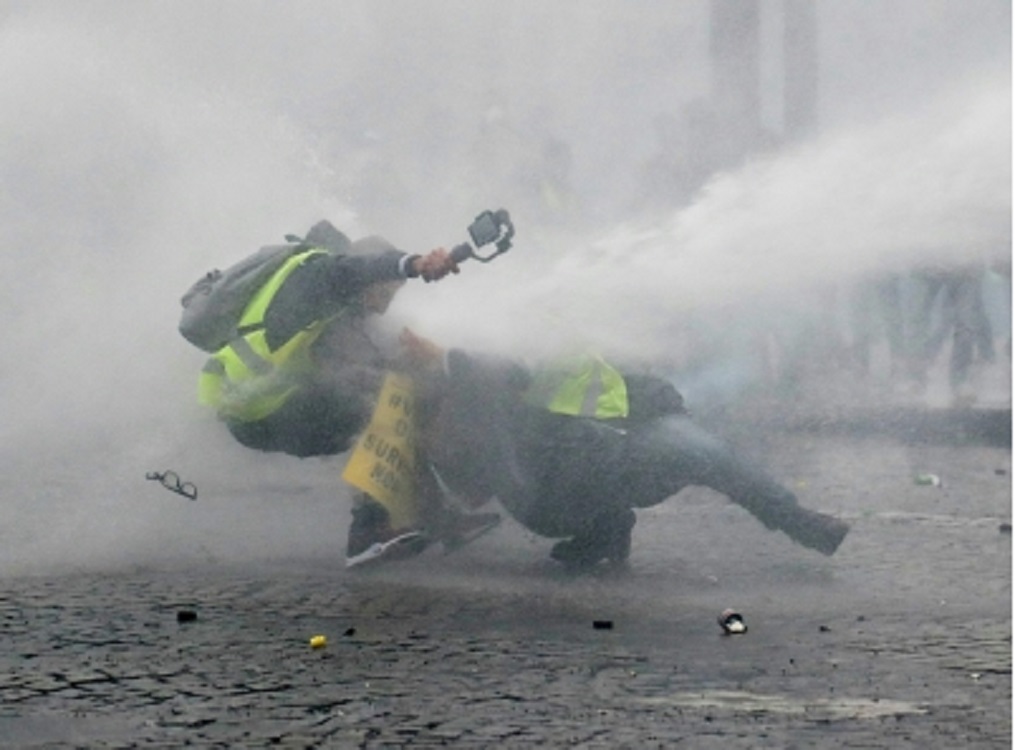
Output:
top-left (345, 531), bottom-right (428, 569)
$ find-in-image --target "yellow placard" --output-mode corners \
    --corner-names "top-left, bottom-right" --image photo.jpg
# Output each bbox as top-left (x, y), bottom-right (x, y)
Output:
top-left (341, 372), bottom-right (419, 528)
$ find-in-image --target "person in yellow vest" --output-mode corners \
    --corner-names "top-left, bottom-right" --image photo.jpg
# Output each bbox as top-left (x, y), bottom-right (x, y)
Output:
top-left (197, 220), bottom-right (499, 567)
top-left (198, 220), bottom-right (456, 455)
top-left (416, 346), bottom-right (849, 570)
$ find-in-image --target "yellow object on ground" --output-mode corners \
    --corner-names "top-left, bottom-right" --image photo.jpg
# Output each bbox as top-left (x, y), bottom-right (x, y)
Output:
top-left (309, 635), bottom-right (327, 649)
top-left (341, 372), bottom-right (420, 528)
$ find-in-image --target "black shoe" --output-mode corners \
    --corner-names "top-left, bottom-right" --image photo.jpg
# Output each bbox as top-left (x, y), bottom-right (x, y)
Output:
top-left (551, 537), bottom-right (603, 569)
top-left (550, 509), bottom-right (635, 569)
top-left (786, 509), bottom-right (850, 556)
top-left (345, 497), bottom-right (428, 569)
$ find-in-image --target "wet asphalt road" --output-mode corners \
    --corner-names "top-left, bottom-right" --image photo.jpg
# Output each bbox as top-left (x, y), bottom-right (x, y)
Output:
top-left (1, 409), bottom-right (1010, 748)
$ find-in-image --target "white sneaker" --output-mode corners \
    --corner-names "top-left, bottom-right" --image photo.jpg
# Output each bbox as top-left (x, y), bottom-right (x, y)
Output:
top-left (345, 530), bottom-right (428, 569)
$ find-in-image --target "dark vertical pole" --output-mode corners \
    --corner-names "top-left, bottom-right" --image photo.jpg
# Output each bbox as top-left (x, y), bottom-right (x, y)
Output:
top-left (709, 0), bottom-right (762, 160)
top-left (784, 0), bottom-right (819, 140)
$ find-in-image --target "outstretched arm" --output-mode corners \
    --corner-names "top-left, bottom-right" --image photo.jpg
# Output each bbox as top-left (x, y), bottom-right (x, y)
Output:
top-left (408, 247), bottom-right (459, 282)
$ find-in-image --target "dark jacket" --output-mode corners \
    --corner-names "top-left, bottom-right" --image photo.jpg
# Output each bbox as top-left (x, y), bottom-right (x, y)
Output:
top-left (429, 349), bottom-right (685, 537)
top-left (226, 237), bottom-right (419, 458)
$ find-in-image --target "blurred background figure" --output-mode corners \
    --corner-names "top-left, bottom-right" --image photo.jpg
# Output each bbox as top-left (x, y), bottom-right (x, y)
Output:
top-left (530, 135), bottom-right (580, 229)
top-left (630, 111), bottom-right (698, 219)
top-left (907, 262), bottom-right (997, 405)
top-left (846, 272), bottom-right (906, 387)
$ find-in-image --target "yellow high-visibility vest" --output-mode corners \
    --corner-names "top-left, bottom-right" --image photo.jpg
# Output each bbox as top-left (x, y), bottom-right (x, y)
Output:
top-left (524, 353), bottom-right (629, 419)
top-left (198, 249), bottom-right (337, 421)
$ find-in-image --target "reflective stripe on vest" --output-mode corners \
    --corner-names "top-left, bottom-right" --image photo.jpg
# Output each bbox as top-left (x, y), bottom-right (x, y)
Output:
top-left (197, 249), bottom-right (335, 421)
top-left (525, 354), bottom-right (629, 419)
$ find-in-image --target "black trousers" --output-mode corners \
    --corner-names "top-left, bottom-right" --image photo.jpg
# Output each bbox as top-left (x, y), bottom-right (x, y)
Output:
top-left (507, 411), bottom-right (804, 542)
top-left (225, 384), bottom-right (369, 458)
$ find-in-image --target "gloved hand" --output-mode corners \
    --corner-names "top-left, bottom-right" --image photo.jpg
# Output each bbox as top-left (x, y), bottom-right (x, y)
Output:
top-left (412, 247), bottom-right (460, 282)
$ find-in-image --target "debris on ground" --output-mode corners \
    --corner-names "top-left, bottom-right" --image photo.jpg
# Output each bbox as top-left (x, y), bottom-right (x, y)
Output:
top-left (146, 470), bottom-right (198, 500)
top-left (718, 609), bottom-right (747, 635)
top-left (914, 473), bottom-right (942, 487)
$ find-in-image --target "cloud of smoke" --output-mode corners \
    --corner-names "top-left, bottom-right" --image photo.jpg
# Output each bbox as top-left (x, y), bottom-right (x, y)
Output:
top-left (0, 1), bottom-right (1007, 571)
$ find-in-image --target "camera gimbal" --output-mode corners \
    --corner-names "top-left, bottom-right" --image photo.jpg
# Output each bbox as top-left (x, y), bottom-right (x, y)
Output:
top-left (450, 209), bottom-right (515, 264)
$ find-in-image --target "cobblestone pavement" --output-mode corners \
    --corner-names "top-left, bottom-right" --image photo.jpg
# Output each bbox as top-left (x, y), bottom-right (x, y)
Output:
top-left (1, 414), bottom-right (1010, 748)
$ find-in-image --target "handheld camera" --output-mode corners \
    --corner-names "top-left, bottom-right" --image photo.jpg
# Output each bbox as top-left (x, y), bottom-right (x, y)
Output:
top-left (451, 209), bottom-right (515, 263)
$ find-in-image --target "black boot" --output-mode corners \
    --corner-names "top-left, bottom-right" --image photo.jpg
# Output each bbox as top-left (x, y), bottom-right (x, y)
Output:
top-left (733, 489), bottom-right (849, 556)
top-left (345, 495), bottom-right (428, 569)
top-left (550, 508), bottom-right (636, 569)
top-left (783, 507), bottom-right (850, 556)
